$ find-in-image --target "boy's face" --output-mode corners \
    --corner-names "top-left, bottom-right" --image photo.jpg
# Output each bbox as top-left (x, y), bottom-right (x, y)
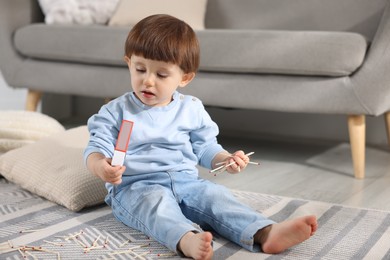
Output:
top-left (125, 55), bottom-right (195, 107)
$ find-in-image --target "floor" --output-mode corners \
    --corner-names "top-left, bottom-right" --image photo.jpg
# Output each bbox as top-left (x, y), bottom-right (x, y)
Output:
top-left (196, 135), bottom-right (390, 212)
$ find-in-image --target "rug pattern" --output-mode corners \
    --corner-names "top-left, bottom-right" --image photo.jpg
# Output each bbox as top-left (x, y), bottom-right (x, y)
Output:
top-left (1, 178), bottom-right (390, 259)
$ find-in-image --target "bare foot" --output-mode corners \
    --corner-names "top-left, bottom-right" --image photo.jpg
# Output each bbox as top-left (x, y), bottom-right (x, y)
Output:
top-left (255, 215), bottom-right (318, 254)
top-left (178, 231), bottom-right (213, 260)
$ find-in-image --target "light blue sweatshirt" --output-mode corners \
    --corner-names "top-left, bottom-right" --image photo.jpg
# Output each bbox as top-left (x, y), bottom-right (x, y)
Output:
top-left (84, 91), bottom-right (224, 176)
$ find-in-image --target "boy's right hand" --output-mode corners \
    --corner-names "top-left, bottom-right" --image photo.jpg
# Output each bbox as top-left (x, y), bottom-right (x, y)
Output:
top-left (98, 157), bottom-right (126, 185)
top-left (87, 153), bottom-right (126, 185)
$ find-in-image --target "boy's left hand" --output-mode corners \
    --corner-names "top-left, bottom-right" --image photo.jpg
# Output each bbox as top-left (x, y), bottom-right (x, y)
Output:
top-left (225, 150), bottom-right (249, 174)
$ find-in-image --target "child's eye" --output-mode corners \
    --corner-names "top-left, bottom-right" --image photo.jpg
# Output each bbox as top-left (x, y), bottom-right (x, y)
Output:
top-left (135, 68), bottom-right (146, 73)
top-left (157, 73), bottom-right (168, 78)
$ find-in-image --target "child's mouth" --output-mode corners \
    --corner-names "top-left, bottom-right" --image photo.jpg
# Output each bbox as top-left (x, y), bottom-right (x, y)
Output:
top-left (141, 91), bottom-right (155, 98)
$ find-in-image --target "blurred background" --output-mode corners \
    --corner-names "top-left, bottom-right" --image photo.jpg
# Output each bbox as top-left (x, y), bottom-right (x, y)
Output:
top-left (1, 70), bottom-right (388, 147)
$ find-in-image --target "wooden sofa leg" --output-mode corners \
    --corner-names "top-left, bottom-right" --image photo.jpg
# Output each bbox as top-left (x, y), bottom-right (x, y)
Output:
top-left (384, 112), bottom-right (390, 147)
top-left (25, 89), bottom-right (42, 111)
top-left (348, 115), bottom-right (365, 179)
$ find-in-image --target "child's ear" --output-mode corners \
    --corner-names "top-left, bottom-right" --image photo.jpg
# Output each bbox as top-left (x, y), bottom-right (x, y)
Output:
top-left (123, 56), bottom-right (130, 63)
top-left (179, 72), bottom-right (196, 87)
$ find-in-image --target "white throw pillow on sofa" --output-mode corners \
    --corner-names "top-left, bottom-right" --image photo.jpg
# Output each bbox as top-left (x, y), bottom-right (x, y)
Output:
top-left (38, 0), bottom-right (120, 25)
top-left (108, 0), bottom-right (208, 30)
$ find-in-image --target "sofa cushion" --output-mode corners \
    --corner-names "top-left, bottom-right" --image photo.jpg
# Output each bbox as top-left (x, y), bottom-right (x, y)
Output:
top-left (14, 24), bottom-right (367, 77)
top-left (197, 29), bottom-right (367, 77)
top-left (15, 24), bottom-right (128, 67)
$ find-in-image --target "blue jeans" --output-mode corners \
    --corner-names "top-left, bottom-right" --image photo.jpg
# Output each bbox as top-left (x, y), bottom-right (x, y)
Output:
top-left (105, 171), bottom-right (275, 253)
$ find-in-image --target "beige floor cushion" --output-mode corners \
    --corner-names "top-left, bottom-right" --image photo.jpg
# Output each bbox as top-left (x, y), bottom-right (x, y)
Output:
top-left (0, 126), bottom-right (107, 211)
top-left (0, 110), bottom-right (65, 153)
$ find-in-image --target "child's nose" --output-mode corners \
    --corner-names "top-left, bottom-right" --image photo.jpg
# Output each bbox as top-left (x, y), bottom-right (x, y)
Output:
top-left (144, 74), bottom-right (155, 87)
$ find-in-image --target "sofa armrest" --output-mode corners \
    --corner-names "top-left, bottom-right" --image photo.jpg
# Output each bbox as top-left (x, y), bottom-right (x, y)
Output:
top-left (353, 0), bottom-right (390, 116)
top-left (0, 0), bottom-right (43, 85)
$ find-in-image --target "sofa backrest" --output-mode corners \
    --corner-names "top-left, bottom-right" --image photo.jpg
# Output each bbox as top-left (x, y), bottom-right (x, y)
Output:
top-left (205, 0), bottom-right (388, 40)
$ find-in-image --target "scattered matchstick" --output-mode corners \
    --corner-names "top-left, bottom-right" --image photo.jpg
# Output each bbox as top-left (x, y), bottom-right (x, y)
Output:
top-left (43, 240), bottom-right (64, 247)
top-left (127, 244), bottom-right (150, 251)
top-left (92, 234), bottom-right (101, 247)
top-left (24, 251), bottom-right (38, 260)
top-left (66, 230), bottom-right (83, 240)
top-left (110, 249), bottom-right (136, 256)
top-left (119, 239), bottom-right (131, 248)
top-left (73, 237), bottom-right (87, 248)
top-left (13, 245), bottom-right (60, 260)
top-left (157, 252), bottom-right (177, 257)
top-left (104, 235), bottom-right (109, 246)
top-left (19, 228), bottom-right (46, 233)
top-left (84, 245), bottom-right (105, 253)
top-left (0, 241), bottom-right (19, 254)
top-left (111, 244), bottom-right (150, 255)
top-left (0, 240), bottom-right (13, 250)
top-left (130, 250), bottom-right (149, 260)
top-left (110, 249), bottom-right (138, 256)
top-left (18, 248), bottom-right (27, 258)
top-left (56, 230), bottom-right (84, 241)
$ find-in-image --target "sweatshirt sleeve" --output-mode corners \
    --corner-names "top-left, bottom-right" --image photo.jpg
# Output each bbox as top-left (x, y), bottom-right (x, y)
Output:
top-left (190, 103), bottom-right (224, 169)
top-left (83, 103), bottom-right (122, 165)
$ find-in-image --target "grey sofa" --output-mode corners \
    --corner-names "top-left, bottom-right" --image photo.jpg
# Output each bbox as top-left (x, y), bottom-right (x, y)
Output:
top-left (1, 0), bottom-right (390, 179)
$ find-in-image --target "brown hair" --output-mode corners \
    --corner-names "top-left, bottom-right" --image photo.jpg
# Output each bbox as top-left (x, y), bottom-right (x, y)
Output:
top-left (124, 14), bottom-right (200, 73)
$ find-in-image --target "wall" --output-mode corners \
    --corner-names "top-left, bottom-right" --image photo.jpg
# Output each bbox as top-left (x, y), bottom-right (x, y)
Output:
top-left (0, 71), bottom-right (30, 111)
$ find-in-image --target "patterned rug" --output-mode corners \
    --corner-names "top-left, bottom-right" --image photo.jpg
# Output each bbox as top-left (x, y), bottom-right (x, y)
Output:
top-left (1, 177), bottom-right (390, 260)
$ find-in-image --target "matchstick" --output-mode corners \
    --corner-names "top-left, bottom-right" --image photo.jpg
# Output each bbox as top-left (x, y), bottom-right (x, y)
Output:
top-left (92, 234), bottom-right (101, 247)
top-left (248, 161), bottom-right (260, 165)
top-left (157, 252), bottom-right (177, 257)
top-left (84, 245), bottom-right (105, 253)
top-left (104, 235), bottom-right (109, 245)
top-left (18, 248), bottom-right (27, 258)
top-left (210, 152), bottom-right (256, 173)
top-left (68, 230), bottom-right (83, 240)
top-left (57, 230), bottom-right (84, 241)
top-left (43, 240), bottom-right (63, 247)
top-left (19, 228), bottom-right (46, 233)
top-left (17, 245), bottom-right (60, 259)
top-left (0, 240), bottom-right (14, 250)
top-left (24, 251), bottom-right (38, 260)
top-left (111, 244), bottom-right (150, 255)
top-left (80, 234), bottom-right (102, 252)
top-left (127, 244), bottom-right (149, 250)
top-left (73, 237), bottom-right (87, 248)
top-left (129, 250), bottom-right (148, 260)
top-left (119, 239), bottom-right (131, 248)
top-left (216, 160), bottom-right (260, 166)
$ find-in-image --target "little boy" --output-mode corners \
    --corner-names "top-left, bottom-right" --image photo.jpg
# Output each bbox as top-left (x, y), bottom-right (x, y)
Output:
top-left (84, 14), bottom-right (317, 259)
